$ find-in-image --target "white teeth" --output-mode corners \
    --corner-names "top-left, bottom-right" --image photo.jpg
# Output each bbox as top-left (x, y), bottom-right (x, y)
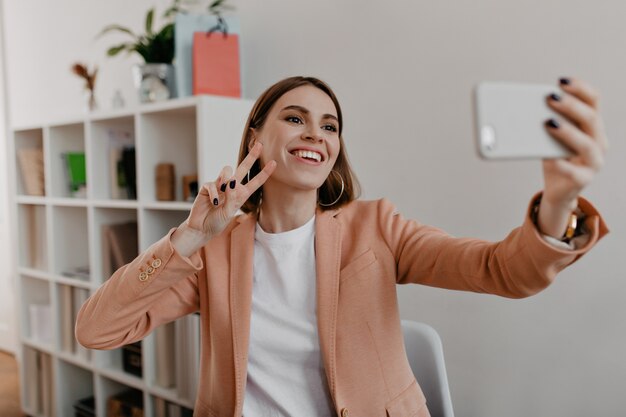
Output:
top-left (292, 150), bottom-right (322, 162)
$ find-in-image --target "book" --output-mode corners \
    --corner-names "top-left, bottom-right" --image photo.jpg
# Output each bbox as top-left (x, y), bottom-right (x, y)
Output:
top-left (17, 147), bottom-right (45, 196)
top-left (109, 147), bottom-right (126, 199)
top-left (104, 221), bottom-right (139, 272)
top-left (108, 127), bottom-right (134, 199)
top-left (72, 288), bottom-right (91, 360)
top-left (24, 348), bottom-right (39, 410)
top-left (60, 285), bottom-right (74, 352)
top-left (121, 147), bottom-right (136, 199)
top-left (29, 303), bottom-right (52, 344)
top-left (62, 152), bottom-right (87, 197)
top-left (154, 396), bottom-right (167, 417)
top-left (154, 322), bottom-right (176, 388)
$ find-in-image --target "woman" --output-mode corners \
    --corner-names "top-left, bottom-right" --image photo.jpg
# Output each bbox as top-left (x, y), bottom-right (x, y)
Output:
top-left (76, 76), bottom-right (609, 417)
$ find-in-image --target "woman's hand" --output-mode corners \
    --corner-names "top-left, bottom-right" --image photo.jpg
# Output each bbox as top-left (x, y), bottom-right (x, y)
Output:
top-left (538, 77), bottom-right (609, 239)
top-left (172, 143), bottom-right (276, 256)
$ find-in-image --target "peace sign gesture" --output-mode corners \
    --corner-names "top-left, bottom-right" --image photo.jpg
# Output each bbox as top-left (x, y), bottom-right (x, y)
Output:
top-left (173, 143), bottom-right (276, 256)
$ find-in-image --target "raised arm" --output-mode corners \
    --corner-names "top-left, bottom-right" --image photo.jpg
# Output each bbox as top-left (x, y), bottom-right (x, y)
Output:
top-left (76, 142), bottom-right (276, 349)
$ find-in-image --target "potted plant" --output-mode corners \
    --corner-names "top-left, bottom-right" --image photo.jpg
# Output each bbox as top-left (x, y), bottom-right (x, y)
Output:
top-left (98, 0), bottom-right (233, 103)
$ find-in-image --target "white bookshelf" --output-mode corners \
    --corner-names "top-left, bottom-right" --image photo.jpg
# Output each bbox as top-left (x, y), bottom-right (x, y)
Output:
top-left (7, 95), bottom-right (254, 417)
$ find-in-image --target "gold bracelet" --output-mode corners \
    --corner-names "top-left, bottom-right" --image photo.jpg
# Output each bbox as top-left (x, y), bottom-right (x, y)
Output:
top-left (563, 212), bottom-right (578, 240)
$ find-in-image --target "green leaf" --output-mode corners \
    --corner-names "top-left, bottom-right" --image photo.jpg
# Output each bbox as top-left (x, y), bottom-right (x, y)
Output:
top-left (97, 24), bottom-right (136, 39)
top-left (107, 44), bottom-right (132, 57)
top-left (163, 6), bottom-right (180, 19)
top-left (145, 8), bottom-right (154, 36)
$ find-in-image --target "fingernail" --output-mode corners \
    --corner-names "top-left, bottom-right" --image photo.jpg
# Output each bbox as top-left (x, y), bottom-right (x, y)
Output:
top-left (230, 179), bottom-right (236, 189)
top-left (549, 93), bottom-right (561, 101)
top-left (559, 77), bottom-right (571, 85)
top-left (220, 183), bottom-right (226, 192)
top-left (545, 119), bottom-right (560, 129)
top-left (213, 198), bottom-right (218, 205)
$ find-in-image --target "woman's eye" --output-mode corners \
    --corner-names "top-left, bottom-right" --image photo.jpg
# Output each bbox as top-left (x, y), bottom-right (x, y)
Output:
top-left (323, 124), bottom-right (338, 132)
top-left (286, 116), bottom-right (302, 124)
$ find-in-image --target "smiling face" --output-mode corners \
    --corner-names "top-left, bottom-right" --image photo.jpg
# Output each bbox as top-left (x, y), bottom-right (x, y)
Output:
top-left (251, 85), bottom-right (341, 194)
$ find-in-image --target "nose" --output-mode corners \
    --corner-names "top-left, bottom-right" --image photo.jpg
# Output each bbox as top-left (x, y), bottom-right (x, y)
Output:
top-left (302, 127), bottom-right (324, 143)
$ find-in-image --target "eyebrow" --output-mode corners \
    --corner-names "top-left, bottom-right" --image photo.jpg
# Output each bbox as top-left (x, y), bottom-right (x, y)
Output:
top-left (280, 105), bottom-right (338, 123)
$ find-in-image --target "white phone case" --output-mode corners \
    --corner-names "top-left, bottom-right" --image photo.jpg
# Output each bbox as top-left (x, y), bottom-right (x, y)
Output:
top-left (473, 82), bottom-right (572, 159)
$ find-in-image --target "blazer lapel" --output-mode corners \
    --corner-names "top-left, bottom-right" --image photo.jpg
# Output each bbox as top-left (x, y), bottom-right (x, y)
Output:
top-left (230, 212), bottom-right (257, 412)
top-left (315, 206), bottom-right (342, 402)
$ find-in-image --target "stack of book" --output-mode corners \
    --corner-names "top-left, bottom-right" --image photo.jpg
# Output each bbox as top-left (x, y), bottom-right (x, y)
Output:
top-left (17, 147), bottom-right (45, 196)
top-left (59, 285), bottom-right (91, 360)
top-left (153, 314), bottom-right (200, 401)
top-left (24, 349), bottom-right (54, 415)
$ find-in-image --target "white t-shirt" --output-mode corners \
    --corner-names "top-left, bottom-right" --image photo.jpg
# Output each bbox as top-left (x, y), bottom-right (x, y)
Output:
top-left (243, 215), bottom-right (335, 416)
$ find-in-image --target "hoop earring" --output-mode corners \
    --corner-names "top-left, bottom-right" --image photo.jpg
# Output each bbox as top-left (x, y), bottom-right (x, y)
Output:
top-left (318, 170), bottom-right (345, 207)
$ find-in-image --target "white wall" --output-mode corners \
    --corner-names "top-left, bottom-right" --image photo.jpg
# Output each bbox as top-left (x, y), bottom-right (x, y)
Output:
top-left (0, 0), bottom-right (17, 353)
top-left (3, 0), bottom-right (625, 416)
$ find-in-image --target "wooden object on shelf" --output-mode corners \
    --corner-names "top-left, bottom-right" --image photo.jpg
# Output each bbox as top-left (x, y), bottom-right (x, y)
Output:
top-left (182, 174), bottom-right (198, 202)
top-left (155, 163), bottom-right (175, 201)
top-left (17, 148), bottom-right (45, 196)
top-left (107, 389), bottom-right (144, 417)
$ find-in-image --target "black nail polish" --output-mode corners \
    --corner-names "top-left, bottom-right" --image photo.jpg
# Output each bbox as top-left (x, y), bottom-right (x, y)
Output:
top-left (546, 119), bottom-right (560, 129)
top-left (549, 93), bottom-right (561, 101)
top-left (230, 179), bottom-right (236, 189)
top-left (213, 198), bottom-right (218, 205)
top-left (220, 183), bottom-right (227, 192)
top-left (559, 77), bottom-right (571, 85)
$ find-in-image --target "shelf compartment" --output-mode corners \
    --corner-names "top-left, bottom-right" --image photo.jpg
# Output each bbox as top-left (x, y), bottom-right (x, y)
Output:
top-left (89, 116), bottom-right (136, 201)
top-left (20, 276), bottom-right (53, 346)
top-left (17, 204), bottom-right (48, 271)
top-left (56, 359), bottom-right (94, 417)
top-left (48, 123), bottom-right (87, 199)
top-left (20, 346), bottom-right (55, 416)
top-left (138, 107), bottom-right (198, 203)
top-left (140, 209), bottom-right (188, 251)
top-left (93, 207), bottom-right (139, 284)
top-left (50, 205), bottom-right (90, 281)
top-left (14, 128), bottom-right (46, 196)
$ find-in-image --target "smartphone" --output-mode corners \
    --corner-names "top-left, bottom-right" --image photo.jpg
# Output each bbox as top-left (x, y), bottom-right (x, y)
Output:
top-left (473, 81), bottom-right (572, 160)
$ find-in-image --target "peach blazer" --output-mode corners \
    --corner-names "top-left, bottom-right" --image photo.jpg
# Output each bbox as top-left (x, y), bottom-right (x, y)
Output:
top-left (76, 193), bottom-right (608, 417)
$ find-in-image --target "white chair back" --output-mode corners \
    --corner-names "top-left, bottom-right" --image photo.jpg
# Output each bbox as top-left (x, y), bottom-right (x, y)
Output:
top-left (401, 320), bottom-right (455, 417)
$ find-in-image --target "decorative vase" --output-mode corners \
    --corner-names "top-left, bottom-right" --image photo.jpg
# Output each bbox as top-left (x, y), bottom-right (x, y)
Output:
top-left (84, 89), bottom-right (98, 112)
top-left (132, 63), bottom-right (177, 103)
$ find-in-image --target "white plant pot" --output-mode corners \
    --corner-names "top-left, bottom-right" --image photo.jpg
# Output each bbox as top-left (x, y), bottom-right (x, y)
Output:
top-left (132, 63), bottom-right (177, 103)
